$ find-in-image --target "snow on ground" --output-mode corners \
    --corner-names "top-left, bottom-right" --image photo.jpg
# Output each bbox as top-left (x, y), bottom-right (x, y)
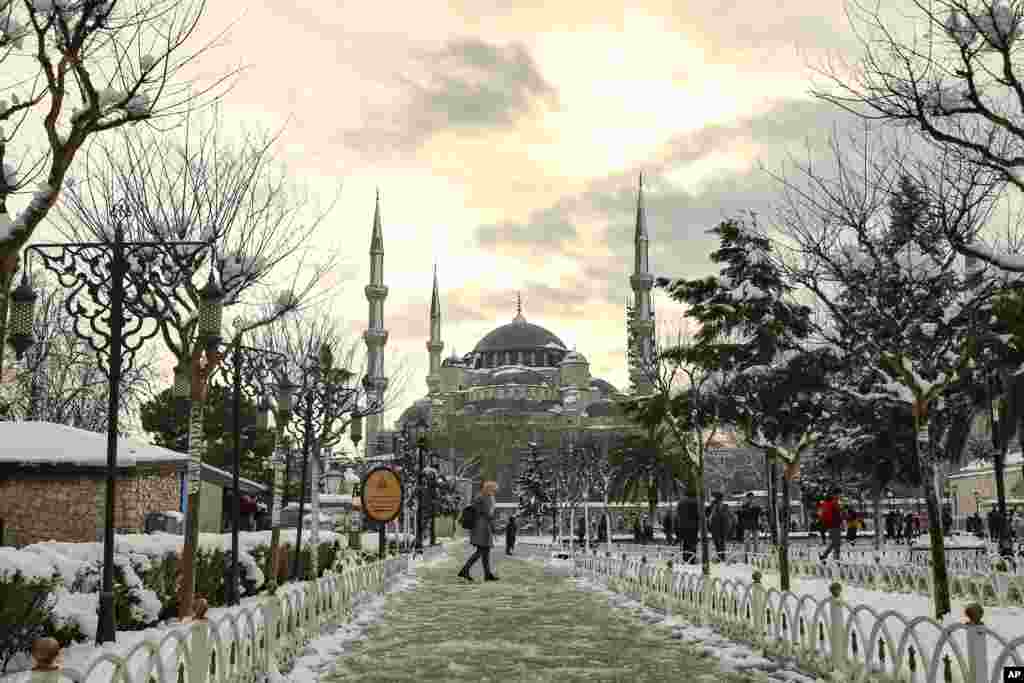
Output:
top-left (281, 547), bottom-right (451, 683)
top-left (518, 551), bottom-right (822, 682)
top-left (573, 574), bottom-right (821, 683)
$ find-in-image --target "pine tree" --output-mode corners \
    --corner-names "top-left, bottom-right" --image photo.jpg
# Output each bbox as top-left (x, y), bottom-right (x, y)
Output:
top-left (514, 442), bottom-right (551, 536)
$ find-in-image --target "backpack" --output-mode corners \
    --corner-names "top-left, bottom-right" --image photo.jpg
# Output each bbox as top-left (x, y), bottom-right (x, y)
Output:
top-left (460, 503), bottom-right (477, 531)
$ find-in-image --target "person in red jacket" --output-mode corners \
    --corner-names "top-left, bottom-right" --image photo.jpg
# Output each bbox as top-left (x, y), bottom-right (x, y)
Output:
top-left (818, 489), bottom-right (843, 562)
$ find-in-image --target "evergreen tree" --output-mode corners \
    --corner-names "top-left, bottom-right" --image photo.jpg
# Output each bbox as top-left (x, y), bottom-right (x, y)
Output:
top-left (514, 442), bottom-right (551, 536)
top-left (140, 385), bottom-right (277, 491)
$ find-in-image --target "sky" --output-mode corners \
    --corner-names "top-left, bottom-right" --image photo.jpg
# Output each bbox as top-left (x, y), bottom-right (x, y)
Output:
top-left (19, 1), bottom-right (904, 431)
top-left (173, 1), bottom-right (872, 429)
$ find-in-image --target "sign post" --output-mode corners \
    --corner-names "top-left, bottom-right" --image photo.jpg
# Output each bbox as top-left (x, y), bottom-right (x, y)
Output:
top-left (360, 466), bottom-right (403, 560)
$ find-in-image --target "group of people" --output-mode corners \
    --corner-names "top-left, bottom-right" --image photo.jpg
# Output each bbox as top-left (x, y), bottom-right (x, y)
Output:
top-left (965, 507), bottom-right (1024, 544)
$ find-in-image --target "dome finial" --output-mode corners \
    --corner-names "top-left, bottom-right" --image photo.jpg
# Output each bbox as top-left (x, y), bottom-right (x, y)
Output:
top-left (513, 291), bottom-right (525, 322)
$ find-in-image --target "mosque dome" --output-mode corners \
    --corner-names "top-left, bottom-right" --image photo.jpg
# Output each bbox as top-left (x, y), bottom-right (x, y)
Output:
top-left (473, 315), bottom-right (566, 355)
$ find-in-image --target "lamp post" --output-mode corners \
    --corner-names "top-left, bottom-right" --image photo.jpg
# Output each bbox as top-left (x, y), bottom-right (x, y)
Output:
top-left (985, 368), bottom-right (1014, 556)
top-left (407, 415), bottom-right (430, 552)
top-left (425, 453), bottom-right (439, 546)
top-left (284, 344), bottom-right (362, 580)
top-left (211, 332), bottom-right (288, 606)
top-left (6, 203), bottom-right (217, 643)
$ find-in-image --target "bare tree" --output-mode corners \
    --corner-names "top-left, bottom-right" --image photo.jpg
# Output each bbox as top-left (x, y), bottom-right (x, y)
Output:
top-left (0, 0), bottom-right (239, 372)
top-left (51, 110), bottom-right (341, 367)
top-left (766, 127), bottom-right (1003, 617)
top-left (809, 0), bottom-right (1024, 269)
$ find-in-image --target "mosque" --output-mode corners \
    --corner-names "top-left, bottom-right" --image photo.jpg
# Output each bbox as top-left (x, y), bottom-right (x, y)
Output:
top-left (359, 178), bottom-right (658, 505)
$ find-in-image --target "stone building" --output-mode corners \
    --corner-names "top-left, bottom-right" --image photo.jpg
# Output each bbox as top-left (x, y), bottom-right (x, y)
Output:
top-left (392, 178), bottom-right (657, 505)
top-left (0, 422), bottom-right (187, 546)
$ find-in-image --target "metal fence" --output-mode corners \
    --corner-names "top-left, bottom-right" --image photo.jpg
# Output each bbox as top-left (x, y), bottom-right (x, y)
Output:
top-left (573, 553), bottom-right (1024, 683)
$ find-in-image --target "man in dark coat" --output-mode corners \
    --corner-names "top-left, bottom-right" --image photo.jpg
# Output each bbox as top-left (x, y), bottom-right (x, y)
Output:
top-left (708, 492), bottom-right (734, 562)
top-left (458, 480), bottom-right (499, 582)
top-left (663, 509), bottom-right (675, 545)
top-left (597, 514), bottom-right (608, 543)
top-left (505, 515), bottom-right (518, 555)
top-left (676, 494), bottom-right (700, 563)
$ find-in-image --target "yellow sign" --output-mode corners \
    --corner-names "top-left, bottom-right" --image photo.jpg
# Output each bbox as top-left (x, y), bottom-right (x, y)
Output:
top-left (361, 468), bottom-right (402, 523)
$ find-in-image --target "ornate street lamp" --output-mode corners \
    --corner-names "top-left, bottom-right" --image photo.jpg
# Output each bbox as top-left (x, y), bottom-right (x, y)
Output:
top-left (8, 203), bottom-right (217, 643)
top-left (283, 345), bottom-right (362, 579)
top-left (265, 374), bottom-right (296, 594)
top-left (212, 327), bottom-right (287, 606)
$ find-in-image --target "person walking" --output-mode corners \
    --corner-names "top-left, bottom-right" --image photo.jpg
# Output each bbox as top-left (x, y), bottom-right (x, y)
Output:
top-left (739, 492), bottom-right (762, 558)
top-left (663, 508), bottom-right (675, 545)
top-left (708, 492), bottom-right (734, 562)
top-left (846, 512), bottom-right (860, 546)
top-left (458, 480), bottom-right (500, 582)
top-left (818, 489), bottom-right (843, 562)
top-left (902, 511), bottom-right (914, 545)
top-left (676, 494), bottom-right (700, 564)
top-left (597, 513), bottom-right (608, 543)
top-left (885, 510), bottom-right (897, 542)
top-left (505, 514), bottom-right (518, 555)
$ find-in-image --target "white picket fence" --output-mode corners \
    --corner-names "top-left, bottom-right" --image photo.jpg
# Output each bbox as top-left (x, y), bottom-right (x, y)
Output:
top-left (573, 554), bottom-right (1024, 683)
top-left (21, 545), bottom-right (449, 683)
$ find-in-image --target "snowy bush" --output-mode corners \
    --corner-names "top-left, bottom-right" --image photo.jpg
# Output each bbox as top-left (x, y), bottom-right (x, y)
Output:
top-left (0, 571), bottom-right (84, 673)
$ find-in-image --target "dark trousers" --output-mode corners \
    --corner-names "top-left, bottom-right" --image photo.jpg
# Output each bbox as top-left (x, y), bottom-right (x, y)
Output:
top-left (821, 527), bottom-right (842, 560)
top-left (680, 534), bottom-right (698, 563)
top-left (506, 535), bottom-right (516, 554)
top-left (461, 545), bottom-right (494, 577)
top-left (712, 535), bottom-right (726, 561)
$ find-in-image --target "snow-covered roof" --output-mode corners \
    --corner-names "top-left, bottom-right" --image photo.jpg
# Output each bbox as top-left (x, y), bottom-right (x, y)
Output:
top-left (949, 449), bottom-right (1024, 477)
top-left (199, 462), bottom-right (268, 493)
top-left (0, 422), bottom-right (189, 468)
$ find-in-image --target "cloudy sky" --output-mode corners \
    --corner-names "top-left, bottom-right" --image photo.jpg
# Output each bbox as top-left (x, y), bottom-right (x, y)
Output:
top-left (168, 1), bottom-right (879, 428)
top-left (14, 1), bottom-right (898, 430)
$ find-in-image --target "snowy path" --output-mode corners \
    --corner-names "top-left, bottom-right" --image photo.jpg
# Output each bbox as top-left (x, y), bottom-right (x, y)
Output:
top-left (321, 546), bottom-right (815, 683)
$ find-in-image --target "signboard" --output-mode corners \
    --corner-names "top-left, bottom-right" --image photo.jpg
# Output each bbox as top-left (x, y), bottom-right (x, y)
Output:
top-left (187, 457), bottom-right (201, 495)
top-left (360, 466), bottom-right (403, 523)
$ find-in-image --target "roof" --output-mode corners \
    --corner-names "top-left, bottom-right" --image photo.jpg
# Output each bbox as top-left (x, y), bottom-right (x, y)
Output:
top-left (200, 462), bottom-right (268, 494)
top-left (477, 367), bottom-right (551, 386)
top-left (949, 450), bottom-right (1024, 478)
top-left (0, 421), bottom-right (189, 468)
top-left (472, 317), bottom-right (566, 354)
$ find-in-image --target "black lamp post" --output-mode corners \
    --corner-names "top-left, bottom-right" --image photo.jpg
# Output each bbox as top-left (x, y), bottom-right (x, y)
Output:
top-left (6, 203), bottom-right (218, 644)
top-left (284, 344), bottom-right (363, 580)
top-left (408, 415), bottom-right (429, 552)
top-left (985, 369), bottom-right (1014, 557)
top-left (212, 327), bottom-right (287, 606)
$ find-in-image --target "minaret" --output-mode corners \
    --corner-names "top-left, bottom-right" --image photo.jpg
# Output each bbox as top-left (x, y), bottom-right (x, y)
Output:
top-left (363, 190), bottom-right (389, 459)
top-left (629, 173), bottom-right (656, 394)
top-left (426, 263), bottom-right (444, 395)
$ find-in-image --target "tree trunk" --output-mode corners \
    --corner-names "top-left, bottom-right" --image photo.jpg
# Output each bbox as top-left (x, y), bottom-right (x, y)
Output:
top-left (584, 490), bottom-right (591, 552)
top-left (0, 254), bottom-right (15, 378)
top-left (779, 469), bottom-right (791, 592)
top-left (569, 505), bottom-right (576, 554)
top-left (994, 444), bottom-right (1011, 556)
top-left (604, 490), bottom-right (613, 554)
top-left (767, 458), bottom-right (779, 545)
top-left (178, 400), bottom-right (206, 618)
top-left (872, 480), bottom-right (884, 554)
top-left (918, 426), bottom-right (951, 620)
top-left (698, 459), bottom-right (710, 576)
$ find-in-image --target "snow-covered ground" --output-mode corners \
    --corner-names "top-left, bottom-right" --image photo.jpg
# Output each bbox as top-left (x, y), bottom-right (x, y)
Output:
top-left (281, 547), bottom-right (452, 683)
top-left (568, 571), bottom-right (821, 683)
top-left (524, 552), bottom-right (822, 682)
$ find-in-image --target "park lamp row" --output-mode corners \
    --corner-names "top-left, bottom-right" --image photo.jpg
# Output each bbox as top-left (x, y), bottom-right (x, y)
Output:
top-left (8, 271), bottom-right (226, 362)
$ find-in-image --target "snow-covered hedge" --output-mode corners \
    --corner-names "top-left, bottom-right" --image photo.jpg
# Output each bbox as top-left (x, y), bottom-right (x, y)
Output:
top-left (0, 530), bottom-right (352, 662)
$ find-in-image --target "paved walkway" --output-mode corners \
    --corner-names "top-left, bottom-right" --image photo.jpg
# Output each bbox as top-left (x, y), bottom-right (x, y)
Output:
top-left (324, 546), bottom-right (776, 683)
